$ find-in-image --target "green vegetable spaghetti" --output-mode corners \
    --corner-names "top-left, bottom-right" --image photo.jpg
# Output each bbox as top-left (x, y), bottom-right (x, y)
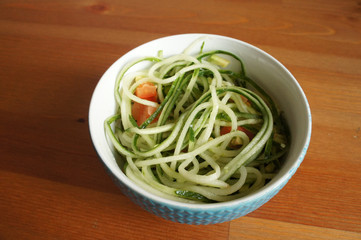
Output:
top-left (105, 40), bottom-right (289, 203)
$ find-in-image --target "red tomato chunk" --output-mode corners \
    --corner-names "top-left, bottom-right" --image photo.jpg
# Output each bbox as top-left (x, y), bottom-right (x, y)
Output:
top-left (132, 82), bottom-right (158, 125)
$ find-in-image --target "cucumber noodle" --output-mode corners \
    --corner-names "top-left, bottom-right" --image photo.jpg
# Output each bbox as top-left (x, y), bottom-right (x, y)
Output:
top-left (105, 40), bottom-right (289, 203)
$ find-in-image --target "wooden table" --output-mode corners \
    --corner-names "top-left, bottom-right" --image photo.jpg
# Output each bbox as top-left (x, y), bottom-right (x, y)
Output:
top-left (1, 1), bottom-right (360, 239)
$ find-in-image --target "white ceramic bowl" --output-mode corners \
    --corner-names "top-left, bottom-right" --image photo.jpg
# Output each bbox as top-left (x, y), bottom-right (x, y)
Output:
top-left (89, 33), bottom-right (312, 224)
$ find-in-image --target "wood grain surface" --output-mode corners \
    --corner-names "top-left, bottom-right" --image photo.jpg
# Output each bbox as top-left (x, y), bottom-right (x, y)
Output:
top-left (1, 0), bottom-right (360, 239)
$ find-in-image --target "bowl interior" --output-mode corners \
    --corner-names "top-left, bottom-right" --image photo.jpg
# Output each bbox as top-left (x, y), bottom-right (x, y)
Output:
top-left (89, 33), bottom-right (311, 208)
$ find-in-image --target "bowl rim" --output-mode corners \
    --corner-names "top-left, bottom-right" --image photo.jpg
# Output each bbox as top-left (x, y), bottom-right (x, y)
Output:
top-left (89, 33), bottom-right (312, 210)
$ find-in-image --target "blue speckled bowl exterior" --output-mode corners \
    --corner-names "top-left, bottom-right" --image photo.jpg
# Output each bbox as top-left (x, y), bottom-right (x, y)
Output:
top-left (101, 142), bottom-right (309, 225)
top-left (109, 170), bottom-right (289, 224)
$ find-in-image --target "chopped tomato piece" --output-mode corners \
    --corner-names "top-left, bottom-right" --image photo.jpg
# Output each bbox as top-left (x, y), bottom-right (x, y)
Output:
top-left (240, 95), bottom-right (251, 106)
top-left (220, 126), bottom-right (255, 140)
top-left (132, 82), bottom-right (158, 126)
top-left (135, 82), bottom-right (157, 101)
top-left (220, 126), bottom-right (232, 136)
top-left (132, 102), bottom-right (157, 126)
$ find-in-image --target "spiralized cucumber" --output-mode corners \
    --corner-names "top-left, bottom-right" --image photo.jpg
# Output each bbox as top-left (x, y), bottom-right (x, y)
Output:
top-left (105, 40), bottom-right (289, 203)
